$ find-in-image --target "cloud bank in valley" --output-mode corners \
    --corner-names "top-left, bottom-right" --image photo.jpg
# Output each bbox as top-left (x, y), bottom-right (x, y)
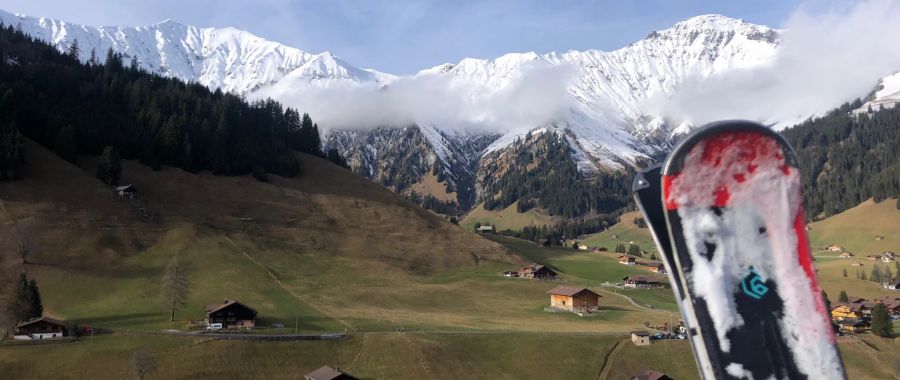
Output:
top-left (644, 0), bottom-right (900, 128)
top-left (261, 61), bottom-right (576, 133)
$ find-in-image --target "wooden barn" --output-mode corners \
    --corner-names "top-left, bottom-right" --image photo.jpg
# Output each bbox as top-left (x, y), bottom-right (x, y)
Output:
top-left (518, 264), bottom-right (557, 279)
top-left (14, 316), bottom-right (68, 340)
top-left (304, 366), bottom-right (358, 380)
top-left (631, 369), bottom-right (672, 380)
top-left (204, 299), bottom-right (258, 328)
top-left (115, 184), bottom-right (137, 198)
top-left (618, 256), bottom-right (636, 265)
top-left (630, 330), bottom-right (651, 346)
top-left (623, 275), bottom-right (666, 288)
top-left (547, 285), bottom-right (600, 312)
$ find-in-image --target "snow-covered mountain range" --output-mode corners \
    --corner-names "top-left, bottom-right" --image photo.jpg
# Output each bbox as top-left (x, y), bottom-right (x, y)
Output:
top-left (3, 8), bottom-right (895, 213)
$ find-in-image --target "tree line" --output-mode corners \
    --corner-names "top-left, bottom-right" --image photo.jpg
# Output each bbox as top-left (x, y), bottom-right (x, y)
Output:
top-left (0, 23), bottom-right (346, 180)
top-left (782, 100), bottom-right (899, 218)
top-left (481, 133), bottom-right (632, 218)
top-left (498, 214), bottom-right (619, 245)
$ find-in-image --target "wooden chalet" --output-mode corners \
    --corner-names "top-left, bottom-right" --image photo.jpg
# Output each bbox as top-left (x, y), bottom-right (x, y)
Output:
top-left (518, 264), bottom-right (557, 279)
top-left (115, 184), bottom-right (137, 198)
top-left (850, 261), bottom-right (863, 267)
top-left (618, 256), bottom-right (636, 265)
top-left (476, 225), bottom-right (494, 233)
top-left (623, 275), bottom-right (666, 289)
top-left (547, 286), bottom-right (600, 312)
top-left (14, 316), bottom-right (68, 340)
top-left (630, 330), bottom-right (650, 346)
top-left (647, 263), bottom-right (666, 274)
top-left (631, 369), bottom-right (673, 380)
top-left (838, 252), bottom-right (854, 258)
top-left (204, 299), bottom-right (257, 328)
top-left (836, 318), bottom-right (869, 333)
top-left (826, 244), bottom-right (843, 252)
top-left (831, 303), bottom-right (870, 321)
top-left (304, 366), bottom-right (358, 380)
top-left (874, 298), bottom-right (900, 315)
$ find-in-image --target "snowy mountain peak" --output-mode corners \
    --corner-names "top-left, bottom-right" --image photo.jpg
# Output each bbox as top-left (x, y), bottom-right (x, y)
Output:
top-left (0, 8), bottom-right (380, 95)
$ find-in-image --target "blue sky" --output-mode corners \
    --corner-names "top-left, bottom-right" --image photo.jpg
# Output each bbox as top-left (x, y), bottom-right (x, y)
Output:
top-left (0, 0), bottom-right (829, 74)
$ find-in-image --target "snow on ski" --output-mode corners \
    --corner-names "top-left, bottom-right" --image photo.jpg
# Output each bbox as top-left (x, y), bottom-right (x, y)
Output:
top-left (633, 166), bottom-right (713, 377)
top-left (652, 121), bottom-right (845, 379)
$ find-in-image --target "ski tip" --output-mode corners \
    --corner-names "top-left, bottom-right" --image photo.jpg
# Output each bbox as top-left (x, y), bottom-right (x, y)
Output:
top-left (662, 120), bottom-right (798, 175)
top-left (632, 165), bottom-right (661, 193)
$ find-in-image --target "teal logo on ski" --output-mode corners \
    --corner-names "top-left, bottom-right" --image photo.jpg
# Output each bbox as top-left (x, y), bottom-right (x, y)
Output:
top-left (741, 268), bottom-right (769, 300)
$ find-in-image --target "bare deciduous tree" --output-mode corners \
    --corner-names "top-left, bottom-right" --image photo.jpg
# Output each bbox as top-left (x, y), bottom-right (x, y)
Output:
top-left (128, 349), bottom-right (157, 380)
top-left (160, 256), bottom-right (189, 322)
top-left (16, 241), bottom-right (29, 265)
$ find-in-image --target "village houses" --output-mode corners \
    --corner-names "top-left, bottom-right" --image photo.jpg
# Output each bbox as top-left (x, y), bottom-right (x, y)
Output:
top-left (518, 264), bottom-right (557, 279)
top-left (618, 256), bottom-right (637, 265)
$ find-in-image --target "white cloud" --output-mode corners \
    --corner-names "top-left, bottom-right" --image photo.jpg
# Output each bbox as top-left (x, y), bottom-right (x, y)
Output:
top-left (262, 61), bottom-right (577, 133)
top-left (644, 0), bottom-right (900, 128)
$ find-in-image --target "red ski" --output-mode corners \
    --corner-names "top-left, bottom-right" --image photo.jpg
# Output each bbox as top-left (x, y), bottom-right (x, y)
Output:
top-left (657, 121), bottom-right (845, 379)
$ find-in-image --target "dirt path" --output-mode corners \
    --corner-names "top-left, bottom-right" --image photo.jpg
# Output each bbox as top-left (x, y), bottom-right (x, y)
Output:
top-left (597, 338), bottom-right (625, 379)
top-left (399, 332), bottom-right (434, 379)
top-left (222, 234), bottom-right (351, 328)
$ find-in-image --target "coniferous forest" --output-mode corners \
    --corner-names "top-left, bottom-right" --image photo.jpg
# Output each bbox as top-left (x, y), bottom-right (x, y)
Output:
top-left (481, 133), bottom-right (633, 218)
top-left (0, 23), bottom-right (331, 180)
top-left (782, 101), bottom-right (900, 218)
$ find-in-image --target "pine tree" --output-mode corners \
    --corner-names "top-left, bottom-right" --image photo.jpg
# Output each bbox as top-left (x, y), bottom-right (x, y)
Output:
top-left (88, 48), bottom-right (98, 66)
top-left (311, 123), bottom-right (323, 156)
top-left (870, 304), bottom-right (893, 337)
top-left (27, 279), bottom-right (43, 319)
top-left (838, 290), bottom-right (849, 303)
top-left (870, 265), bottom-right (882, 283)
top-left (842, 268), bottom-right (848, 278)
top-left (326, 148), bottom-right (348, 169)
top-left (821, 291), bottom-right (831, 315)
top-left (627, 244), bottom-right (641, 256)
top-left (96, 145), bottom-right (122, 185)
top-left (0, 121), bottom-right (25, 180)
top-left (861, 271), bottom-right (868, 281)
top-left (160, 256), bottom-right (189, 322)
top-left (885, 265), bottom-right (894, 283)
top-left (66, 39), bottom-right (79, 59)
top-left (7, 273), bottom-right (41, 323)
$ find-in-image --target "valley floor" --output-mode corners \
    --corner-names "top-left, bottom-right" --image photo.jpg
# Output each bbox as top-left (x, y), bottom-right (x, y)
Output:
top-left (1, 141), bottom-right (898, 379)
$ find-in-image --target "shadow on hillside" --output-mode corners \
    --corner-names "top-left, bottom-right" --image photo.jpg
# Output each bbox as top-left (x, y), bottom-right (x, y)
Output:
top-left (77, 312), bottom-right (162, 326)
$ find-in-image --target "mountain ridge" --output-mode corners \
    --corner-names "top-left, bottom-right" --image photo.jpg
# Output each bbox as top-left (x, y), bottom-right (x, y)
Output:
top-left (5, 8), bottom-right (893, 219)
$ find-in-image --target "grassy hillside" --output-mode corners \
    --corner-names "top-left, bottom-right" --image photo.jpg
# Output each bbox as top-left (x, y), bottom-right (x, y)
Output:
top-left (581, 210), bottom-right (659, 256)
top-left (807, 198), bottom-right (900, 301)
top-left (808, 198), bottom-right (899, 256)
top-left (460, 201), bottom-right (556, 232)
top-left (0, 140), bottom-right (691, 379)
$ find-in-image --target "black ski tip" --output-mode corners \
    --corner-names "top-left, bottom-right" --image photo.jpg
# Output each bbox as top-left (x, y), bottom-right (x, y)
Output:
top-left (631, 165), bottom-right (661, 193)
top-left (662, 120), bottom-right (798, 175)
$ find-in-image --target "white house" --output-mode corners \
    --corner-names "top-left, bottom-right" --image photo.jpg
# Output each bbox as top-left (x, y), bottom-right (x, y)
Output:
top-left (14, 316), bottom-right (68, 340)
